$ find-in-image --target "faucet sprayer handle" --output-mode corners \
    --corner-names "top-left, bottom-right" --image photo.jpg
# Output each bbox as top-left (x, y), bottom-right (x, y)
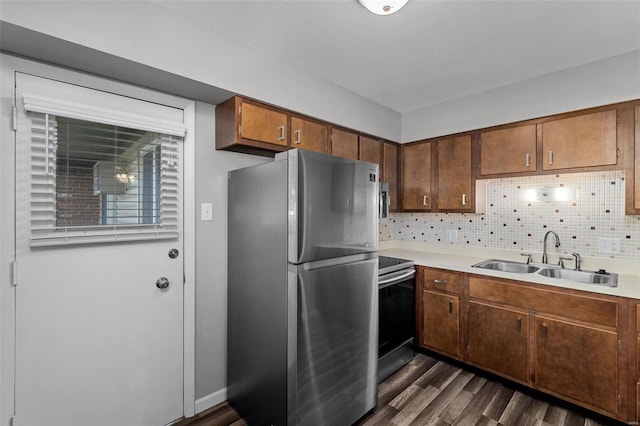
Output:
top-left (520, 253), bottom-right (533, 264)
top-left (558, 256), bottom-right (573, 269)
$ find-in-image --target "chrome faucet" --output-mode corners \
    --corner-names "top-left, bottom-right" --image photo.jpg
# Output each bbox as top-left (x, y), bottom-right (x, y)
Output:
top-left (542, 231), bottom-right (560, 264)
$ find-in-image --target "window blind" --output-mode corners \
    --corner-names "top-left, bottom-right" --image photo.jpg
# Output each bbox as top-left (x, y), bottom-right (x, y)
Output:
top-left (25, 111), bottom-right (182, 247)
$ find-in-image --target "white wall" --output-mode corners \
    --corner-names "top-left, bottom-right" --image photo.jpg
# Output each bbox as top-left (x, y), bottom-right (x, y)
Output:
top-left (192, 102), bottom-right (269, 407)
top-left (0, 1), bottom-right (400, 142)
top-left (402, 49), bottom-right (640, 142)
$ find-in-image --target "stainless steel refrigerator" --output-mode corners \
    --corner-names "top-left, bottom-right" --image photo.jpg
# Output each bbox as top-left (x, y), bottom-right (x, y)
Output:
top-left (227, 149), bottom-right (379, 426)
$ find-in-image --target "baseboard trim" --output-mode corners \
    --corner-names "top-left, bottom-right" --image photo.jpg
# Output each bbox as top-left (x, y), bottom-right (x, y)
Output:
top-left (194, 388), bottom-right (227, 415)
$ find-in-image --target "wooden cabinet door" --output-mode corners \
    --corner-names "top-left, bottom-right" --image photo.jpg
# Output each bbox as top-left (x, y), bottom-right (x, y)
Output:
top-left (480, 125), bottom-right (537, 175)
top-left (635, 106), bottom-right (640, 210)
top-left (359, 135), bottom-right (381, 165)
top-left (421, 290), bottom-right (460, 358)
top-left (330, 127), bottom-right (358, 160)
top-left (401, 142), bottom-right (432, 210)
top-left (534, 316), bottom-right (618, 416)
top-left (383, 142), bottom-right (399, 211)
top-left (437, 135), bottom-right (472, 211)
top-left (290, 116), bottom-right (328, 153)
top-left (542, 109), bottom-right (617, 170)
top-left (240, 101), bottom-right (288, 147)
top-left (466, 302), bottom-right (529, 383)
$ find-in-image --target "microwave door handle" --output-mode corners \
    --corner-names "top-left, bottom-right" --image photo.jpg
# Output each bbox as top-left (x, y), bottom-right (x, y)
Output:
top-left (378, 269), bottom-right (416, 288)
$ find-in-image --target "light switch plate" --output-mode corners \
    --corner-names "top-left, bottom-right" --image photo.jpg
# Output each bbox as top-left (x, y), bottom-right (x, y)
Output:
top-left (201, 203), bottom-right (213, 221)
top-left (445, 229), bottom-right (458, 242)
top-left (597, 237), bottom-right (620, 254)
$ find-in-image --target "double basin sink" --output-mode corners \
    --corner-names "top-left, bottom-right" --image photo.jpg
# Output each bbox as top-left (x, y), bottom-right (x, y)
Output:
top-left (472, 259), bottom-right (618, 287)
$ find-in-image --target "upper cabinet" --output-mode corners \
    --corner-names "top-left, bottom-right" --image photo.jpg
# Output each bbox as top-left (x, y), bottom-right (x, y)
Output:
top-left (636, 106), bottom-right (640, 210)
top-left (290, 115), bottom-right (329, 154)
top-left (216, 96), bottom-right (289, 156)
top-left (330, 127), bottom-right (358, 160)
top-left (620, 104), bottom-right (640, 215)
top-left (359, 135), bottom-right (382, 165)
top-left (437, 135), bottom-right (473, 211)
top-left (383, 142), bottom-right (399, 212)
top-left (401, 142), bottom-right (433, 211)
top-left (216, 96), bottom-right (328, 156)
top-left (541, 109), bottom-right (617, 170)
top-left (480, 124), bottom-right (537, 175)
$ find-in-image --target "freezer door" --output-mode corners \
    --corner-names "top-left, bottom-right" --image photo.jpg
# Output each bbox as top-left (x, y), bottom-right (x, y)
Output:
top-left (287, 149), bottom-right (378, 264)
top-left (290, 257), bottom-right (378, 426)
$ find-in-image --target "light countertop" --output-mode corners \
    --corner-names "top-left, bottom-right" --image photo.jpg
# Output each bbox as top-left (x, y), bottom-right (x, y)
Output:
top-left (379, 240), bottom-right (640, 299)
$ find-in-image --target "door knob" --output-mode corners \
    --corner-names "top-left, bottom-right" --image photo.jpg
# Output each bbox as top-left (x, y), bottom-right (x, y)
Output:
top-left (156, 277), bottom-right (170, 289)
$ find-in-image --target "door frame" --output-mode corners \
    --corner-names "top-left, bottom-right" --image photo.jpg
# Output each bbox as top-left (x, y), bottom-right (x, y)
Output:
top-left (0, 53), bottom-right (196, 424)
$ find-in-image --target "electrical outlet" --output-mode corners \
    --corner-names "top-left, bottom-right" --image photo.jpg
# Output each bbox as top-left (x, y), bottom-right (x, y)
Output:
top-left (597, 237), bottom-right (620, 255)
top-left (445, 229), bottom-right (458, 242)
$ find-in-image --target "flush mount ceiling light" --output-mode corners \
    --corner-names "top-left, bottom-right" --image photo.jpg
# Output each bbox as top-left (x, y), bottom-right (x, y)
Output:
top-left (358, 0), bottom-right (409, 15)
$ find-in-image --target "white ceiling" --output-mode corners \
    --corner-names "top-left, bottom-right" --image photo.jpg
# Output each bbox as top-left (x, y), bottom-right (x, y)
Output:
top-left (157, 0), bottom-right (640, 114)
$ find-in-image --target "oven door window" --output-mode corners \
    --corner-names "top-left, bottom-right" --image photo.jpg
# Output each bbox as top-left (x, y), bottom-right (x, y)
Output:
top-left (379, 275), bottom-right (415, 358)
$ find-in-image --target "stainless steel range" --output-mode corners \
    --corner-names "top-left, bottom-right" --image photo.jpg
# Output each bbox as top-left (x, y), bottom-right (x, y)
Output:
top-left (378, 255), bottom-right (416, 382)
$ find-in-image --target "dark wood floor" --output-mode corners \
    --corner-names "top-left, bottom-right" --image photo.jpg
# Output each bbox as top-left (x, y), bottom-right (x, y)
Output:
top-left (178, 353), bottom-right (623, 426)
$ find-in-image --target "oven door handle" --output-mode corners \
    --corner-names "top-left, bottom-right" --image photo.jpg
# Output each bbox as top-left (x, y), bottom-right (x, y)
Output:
top-left (378, 269), bottom-right (416, 289)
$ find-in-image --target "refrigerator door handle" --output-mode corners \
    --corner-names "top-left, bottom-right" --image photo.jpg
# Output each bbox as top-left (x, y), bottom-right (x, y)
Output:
top-left (296, 252), bottom-right (378, 272)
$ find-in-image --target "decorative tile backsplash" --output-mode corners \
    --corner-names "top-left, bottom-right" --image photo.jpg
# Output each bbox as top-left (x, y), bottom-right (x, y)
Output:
top-left (380, 170), bottom-right (640, 260)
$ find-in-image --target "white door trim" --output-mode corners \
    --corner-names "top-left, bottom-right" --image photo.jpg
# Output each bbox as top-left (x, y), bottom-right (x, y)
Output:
top-left (0, 53), bottom-right (196, 423)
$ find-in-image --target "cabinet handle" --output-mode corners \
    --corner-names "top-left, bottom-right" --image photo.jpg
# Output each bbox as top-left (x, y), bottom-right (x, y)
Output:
top-left (516, 317), bottom-right (522, 333)
top-left (548, 151), bottom-right (553, 165)
top-left (278, 125), bottom-right (285, 141)
top-left (294, 129), bottom-right (302, 144)
top-left (448, 301), bottom-right (453, 314)
top-left (525, 153), bottom-right (530, 167)
top-left (423, 195), bottom-right (429, 206)
top-left (433, 279), bottom-right (447, 286)
top-left (541, 323), bottom-right (547, 342)
top-left (461, 193), bottom-right (467, 206)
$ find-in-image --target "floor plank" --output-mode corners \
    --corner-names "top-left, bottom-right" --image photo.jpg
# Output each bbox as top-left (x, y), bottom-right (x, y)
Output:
top-left (181, 352), bottom-right (627, 426)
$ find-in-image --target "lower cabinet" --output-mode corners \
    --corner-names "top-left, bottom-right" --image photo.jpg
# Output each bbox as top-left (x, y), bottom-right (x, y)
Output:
top-left (421, 291), bottom-right (460, 358)
top-left (418, 267), bottom-right (463, 359)
top-left (466, 301), bottom-right (528, 383)
top-left (534, 315), bottom-right (619, 416)
top-left (416, 266), bottom-right (633, 423)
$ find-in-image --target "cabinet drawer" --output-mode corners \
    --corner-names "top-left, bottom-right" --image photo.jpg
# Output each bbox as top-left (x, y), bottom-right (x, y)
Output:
top-left (469, 276), bottom-right (617, 328)
top-left (422, 268), bottom-right (463, 294)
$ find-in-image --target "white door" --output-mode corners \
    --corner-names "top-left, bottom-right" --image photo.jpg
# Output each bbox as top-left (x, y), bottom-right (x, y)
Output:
top-left (13, 73), bottom-right (185, 426)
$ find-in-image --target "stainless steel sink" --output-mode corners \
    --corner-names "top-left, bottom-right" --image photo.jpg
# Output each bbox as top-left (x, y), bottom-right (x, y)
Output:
top-left (472, 259), bottom-right (540, 274)
top-left (537, 267), bottom-right (618, 287)
top-left (472, 258), bottom-right (618, 287)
